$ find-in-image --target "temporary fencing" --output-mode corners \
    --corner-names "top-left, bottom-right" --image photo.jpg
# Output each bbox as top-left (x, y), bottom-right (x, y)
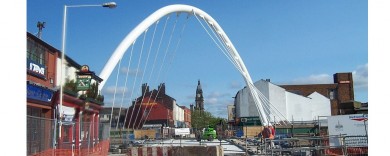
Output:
top-left (324, 135), bottom-right (368, 156)
top-left (257, 134), bottom-right (368, 155)
top-left (27, 115), bottom-right (110, 156)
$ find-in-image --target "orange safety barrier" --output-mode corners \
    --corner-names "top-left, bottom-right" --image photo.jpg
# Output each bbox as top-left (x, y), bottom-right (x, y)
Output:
top-left (30, 140), bottom-right (110, 156)
top-left (322, 138), bottom-right (368, 155)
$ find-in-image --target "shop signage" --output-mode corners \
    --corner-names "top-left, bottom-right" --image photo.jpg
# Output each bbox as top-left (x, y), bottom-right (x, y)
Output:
top-left (142, 102), bottom-right (157, 106)
top-left (339, 80), bottom-right (350, 84)
top-left (27, 83), bottom-right (53, 103)
top-left (27, 59), bottom-right (46, 79)
top-left (76, 75), bottom-right (92, 91)
top-left (240, 117), bottom-right (261, 126)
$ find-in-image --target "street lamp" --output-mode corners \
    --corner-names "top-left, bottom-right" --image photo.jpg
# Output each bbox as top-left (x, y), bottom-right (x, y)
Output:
top-left (59, 2), bottom-right (116, 138)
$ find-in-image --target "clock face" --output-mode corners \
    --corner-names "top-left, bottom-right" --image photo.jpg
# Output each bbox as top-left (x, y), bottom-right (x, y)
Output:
top-left (197, 94), bottom-right (200, 97)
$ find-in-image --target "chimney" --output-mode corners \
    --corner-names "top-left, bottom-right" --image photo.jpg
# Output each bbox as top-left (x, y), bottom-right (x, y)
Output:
top-left (266, 79), bottom-right (271, 82)
top-left (158, 83), bottom-right (166, 96)
top-left (142, 83), bottom-right (149, 95)
top-left (36, 21), bottom-right (45, 39)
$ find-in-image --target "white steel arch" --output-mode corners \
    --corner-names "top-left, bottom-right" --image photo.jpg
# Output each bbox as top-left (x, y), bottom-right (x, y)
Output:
top-left (98, 4), bottom-right (271, 126)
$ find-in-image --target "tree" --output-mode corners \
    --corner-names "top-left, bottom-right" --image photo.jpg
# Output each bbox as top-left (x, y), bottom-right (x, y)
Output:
top-left (191, 110), bottom-right (227, 130)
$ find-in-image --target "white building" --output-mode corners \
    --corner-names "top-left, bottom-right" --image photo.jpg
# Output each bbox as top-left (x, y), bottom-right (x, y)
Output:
top-left (235, 79), bottom-right (331, 123)
top-left (173, 102), bottom-right (185, 127)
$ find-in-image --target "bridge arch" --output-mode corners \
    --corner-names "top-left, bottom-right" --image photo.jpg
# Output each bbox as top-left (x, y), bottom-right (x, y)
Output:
top-left (98, 4), bottom-right (270, 125)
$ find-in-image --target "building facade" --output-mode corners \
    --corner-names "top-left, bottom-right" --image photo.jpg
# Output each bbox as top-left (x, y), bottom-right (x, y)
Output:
top-left (233, 72), bottom-right (357, 127)
top-left (124, 83), bottom-right (191, 129)
top-left (280, 73), bottom-right (355, 115)
top-left (234, 79), bottom-right (331, 126)
top-left (27, 32), bottom-right (59, 154)
top-left (26, 32), bottom-right (107, 155)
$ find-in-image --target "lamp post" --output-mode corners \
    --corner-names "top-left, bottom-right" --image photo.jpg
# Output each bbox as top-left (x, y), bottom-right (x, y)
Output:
top-left (59, 2), bottom-right (116, 139)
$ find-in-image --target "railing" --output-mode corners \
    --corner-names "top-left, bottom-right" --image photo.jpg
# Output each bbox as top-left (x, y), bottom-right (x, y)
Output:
top-left (256, 134), bottom-right (368, 155)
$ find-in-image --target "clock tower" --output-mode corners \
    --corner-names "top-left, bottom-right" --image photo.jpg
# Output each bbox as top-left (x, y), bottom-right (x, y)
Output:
top-left (195, 80), bottom-right (204, 111)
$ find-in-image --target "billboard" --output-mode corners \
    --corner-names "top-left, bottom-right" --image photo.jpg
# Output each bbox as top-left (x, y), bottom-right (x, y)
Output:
top-left (327, 114), bottom-right (368, 147)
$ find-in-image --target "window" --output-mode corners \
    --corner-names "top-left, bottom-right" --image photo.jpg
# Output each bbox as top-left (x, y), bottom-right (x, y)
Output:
top-left (329, 89), bottom-right (336, 100)
top-left (27, 39), bottom-right (46, 66)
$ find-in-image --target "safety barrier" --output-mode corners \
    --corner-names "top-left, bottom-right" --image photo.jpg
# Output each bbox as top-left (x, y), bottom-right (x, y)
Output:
top-left (256, 135), bottom-right (368, 155)
top-left (27, 116), bottom-right (111, 156)
top-left (30, 140), bottom-right (110, 156)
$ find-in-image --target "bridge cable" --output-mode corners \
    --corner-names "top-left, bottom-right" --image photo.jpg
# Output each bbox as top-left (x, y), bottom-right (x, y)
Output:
top-left (131, 27), bottom-right (153, 130)
top-left (121, 41), bottom-right (137, 130)
top-left (123, 15), bottom-right (170, 130)
top-left (194, 14), bottom-right (243, 74)
top-left (116, 42), bottom-right (135, 130)
top-left (131, 13), bottom-right (178, 130)
top-left (134, 20), bottom-right (161, 129)
top-left (108, 58), bottom-right (122, 133)
top-left (140, 12), bottom-right (191, 129)
top-left (127, 29), bottom-right (148, 130)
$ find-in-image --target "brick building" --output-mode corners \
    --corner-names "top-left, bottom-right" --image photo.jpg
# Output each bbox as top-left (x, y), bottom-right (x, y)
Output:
top-left (125, 83), bottom-right (191, 129)
top-left (27, 32), bottom-right (107, 155)
top-left (27, 32), bottom-right (59, 154)
top-left (280, 73), bottom-right (355, 115)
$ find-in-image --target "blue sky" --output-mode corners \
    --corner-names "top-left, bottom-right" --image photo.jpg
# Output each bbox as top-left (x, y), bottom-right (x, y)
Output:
top-left (26, 0), bottom-right (368, 118)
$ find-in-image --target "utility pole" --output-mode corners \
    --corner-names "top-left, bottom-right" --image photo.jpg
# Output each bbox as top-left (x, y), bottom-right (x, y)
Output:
top-left (241, 118), bottom-right (248, 156)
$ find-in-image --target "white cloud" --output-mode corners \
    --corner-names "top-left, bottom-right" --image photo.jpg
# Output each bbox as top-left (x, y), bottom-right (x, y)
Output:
top-left (290, 74), bottom-right (333, 84)
top-left (352, 63), bottom-right (368, 90)
top-left (206, 91), bottom-right (231, 98)
top-left (205, 91), bottom-right (231, 105)
top-left (120, 67), bottom-right (143, 76)
top-left (229, 81), bottom-right (242, 89)
top-left (103, 97), bottom-right (133, 108)
top-left (103, 86), bottom-right (130, 95)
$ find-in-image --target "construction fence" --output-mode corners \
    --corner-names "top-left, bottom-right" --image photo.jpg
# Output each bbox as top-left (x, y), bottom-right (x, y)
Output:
top-left (27, 115), bottom-right (110, 156)
top-left (258, 134), bottom-right (368, 156)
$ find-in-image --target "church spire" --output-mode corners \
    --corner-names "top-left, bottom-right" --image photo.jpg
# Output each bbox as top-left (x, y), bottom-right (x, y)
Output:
top-left (195, 79), bottom-right (204, 111)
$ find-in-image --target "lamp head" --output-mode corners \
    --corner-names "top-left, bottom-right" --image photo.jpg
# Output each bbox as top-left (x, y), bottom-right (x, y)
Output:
top-left (102, 2), bottom-right (117, 8)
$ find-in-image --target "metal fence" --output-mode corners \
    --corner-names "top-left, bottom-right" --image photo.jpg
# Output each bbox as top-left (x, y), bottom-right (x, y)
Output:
top-left (27, 116), bottom-right (110, 156)
top-left (256, 134), bottom-right (368, 156)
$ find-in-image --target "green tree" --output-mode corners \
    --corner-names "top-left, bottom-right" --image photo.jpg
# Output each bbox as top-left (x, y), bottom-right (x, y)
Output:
top-left (191, 110), bottom-right (227, 130)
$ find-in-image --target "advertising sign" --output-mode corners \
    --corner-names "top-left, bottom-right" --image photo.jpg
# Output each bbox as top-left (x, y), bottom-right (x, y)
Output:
top-left (60, 106), bottom-right (76, 125)
top-left (27, 83), bottom-right (54, 103)
top-left (27, 59), bottom-right (46, 79)
top-left (240, 117), bottom-right (261, 126)
top-left (327, 114), bottom-right (368, 147)
top-left (174, 128), bottom-right (190, 135)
